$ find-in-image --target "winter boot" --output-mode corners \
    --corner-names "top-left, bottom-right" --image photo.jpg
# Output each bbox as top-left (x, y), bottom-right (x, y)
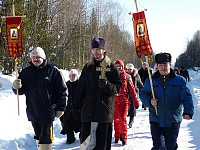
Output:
top-left (66, 131), bottom-right (76, 144)
top-left (38, 143), bottom-right (52, 150)
top-left (66, 138), bottom-right (76, 144)
top-left (122, 141), bottom-right (127, 146)
top-left (120, 134), bottom-right (122, 141)
top-left (115, 139), bottom-right (119, 143)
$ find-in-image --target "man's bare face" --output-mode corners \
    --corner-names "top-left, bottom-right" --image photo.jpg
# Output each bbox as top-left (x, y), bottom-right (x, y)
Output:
top-left (92, 48), bottom-right (105, 61)
top-left (157, 63), bottom-right (171, 75)
top-left (31, 56), bottom-right (44, 67)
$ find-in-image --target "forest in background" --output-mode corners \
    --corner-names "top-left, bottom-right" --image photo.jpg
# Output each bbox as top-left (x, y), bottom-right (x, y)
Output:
top-left (175, 30), bottom-right (200, 69)
top-left (0, 0), bottom-right (143, 74)
top-left (0, 0), bottom-right (199, 74)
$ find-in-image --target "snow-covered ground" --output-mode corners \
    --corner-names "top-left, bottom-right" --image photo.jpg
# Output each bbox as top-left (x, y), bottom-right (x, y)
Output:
top-left (0, 69), bottom-right (200, 150)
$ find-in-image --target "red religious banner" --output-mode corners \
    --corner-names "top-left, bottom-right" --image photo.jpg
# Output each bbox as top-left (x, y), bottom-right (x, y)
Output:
top-left (132, 11), bottom-right (153, 58)
top-left (6, 17), bottom-right (23, 59)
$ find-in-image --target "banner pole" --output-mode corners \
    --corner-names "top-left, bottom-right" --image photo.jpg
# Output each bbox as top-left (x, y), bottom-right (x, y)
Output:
top-left (145, 56), bottom-right (158, 115)
top-left (13, 0), bottom-right (20, 116)
top-left (134, 0), bottom-right (139, 12)
top-left (133, 0), bottom-right (158, 115)
top-left (1, 0), bottom-right (25, 116)
top-left (15, 59), bottom-right (20, 116)
top-left (12, 0), bottom-right (15, 16)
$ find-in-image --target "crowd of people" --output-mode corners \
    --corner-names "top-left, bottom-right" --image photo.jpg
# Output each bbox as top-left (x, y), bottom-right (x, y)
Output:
top-left (12, 38), bottom-right (194, 150)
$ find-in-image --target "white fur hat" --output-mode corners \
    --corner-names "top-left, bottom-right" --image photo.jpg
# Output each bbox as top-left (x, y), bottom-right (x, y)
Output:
top-left (126, 63), bottom-right (134, 69)
top-left (30, 47), bottom-right (46, 59)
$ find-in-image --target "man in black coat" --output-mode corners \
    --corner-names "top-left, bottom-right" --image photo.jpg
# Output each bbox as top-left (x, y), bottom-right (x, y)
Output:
top-left (138, 62), bottom-right (152, 110)
top-left (60, 69), bottom-right (81, 144)
top-left (73, 38), bottom-right (122, 150)
top-left (12, 47), bottom-right (67, 150)
top-left (180, 67), bottom-right (190, 82)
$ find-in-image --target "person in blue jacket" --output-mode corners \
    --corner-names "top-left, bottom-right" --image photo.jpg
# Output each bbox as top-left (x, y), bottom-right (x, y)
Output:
top-left (140, 52), bottom-right (194, 150)
top-left (12, 47), bottom-right (67, 150)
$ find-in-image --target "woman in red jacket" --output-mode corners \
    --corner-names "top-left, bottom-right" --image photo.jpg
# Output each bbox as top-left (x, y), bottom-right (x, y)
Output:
top-left (114, 60), bottom-right (139, 145)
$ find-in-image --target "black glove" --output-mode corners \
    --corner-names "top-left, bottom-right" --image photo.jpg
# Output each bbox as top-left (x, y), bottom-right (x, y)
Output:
top-left (98, 79), bottom-right (108, 89)
top-left (72, 108), bottom-right (81, 120)
top-left (135, 105), bottom-right (139, 109)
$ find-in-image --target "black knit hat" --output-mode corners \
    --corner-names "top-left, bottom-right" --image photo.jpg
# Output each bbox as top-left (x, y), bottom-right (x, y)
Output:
top-left (155, 52), bottom-right (171, 64)
top-left (91, 38), bottom-right (105, 49)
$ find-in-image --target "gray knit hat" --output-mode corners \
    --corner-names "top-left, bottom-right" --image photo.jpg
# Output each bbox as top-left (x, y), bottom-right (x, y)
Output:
top-left (30, 47), bottom-right (46, 59)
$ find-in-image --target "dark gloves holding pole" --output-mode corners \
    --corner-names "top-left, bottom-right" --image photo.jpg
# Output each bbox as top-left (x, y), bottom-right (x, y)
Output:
top-left (98, 79), bottom-right (108, 89)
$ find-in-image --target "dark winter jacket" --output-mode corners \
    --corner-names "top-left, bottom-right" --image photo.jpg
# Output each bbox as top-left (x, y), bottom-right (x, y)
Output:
top-left (140, 69), bottom-right (194, 127)
top-left (13, 60), bottom-right (67, 123)
top-left (138, 67), bottom-right (152, 84)
top-left (180, 69), bottom-right (190, 82)
top-left (130, 71), bottom-right (143, 94)
top-left (66, 80), bottom-right (78, 116)
top-left (60, 80), bottom-right (81, 134)
top-left (128, 70), bottom-right (143, 116)
top-left (73, 56), bottom-right (122, 123)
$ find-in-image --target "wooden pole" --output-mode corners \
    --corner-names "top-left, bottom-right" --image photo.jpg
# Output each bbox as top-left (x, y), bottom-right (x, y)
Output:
top-left (13, 0), bottom-right (20, 116)
top-left (15, 60), bottom-right (20, 116)
top-left (133, 0), bottom-right (158, 115)
top-left (145, 56), bottom-right (158, 115)
top-left (134, 0), bottom-right (139, 12)
top-left (12, 0), bottom-right (15, 16)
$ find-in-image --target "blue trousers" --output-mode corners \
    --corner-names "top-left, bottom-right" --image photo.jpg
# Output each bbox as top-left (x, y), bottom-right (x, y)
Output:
top-left (150, 124), bottom-right (180, 150)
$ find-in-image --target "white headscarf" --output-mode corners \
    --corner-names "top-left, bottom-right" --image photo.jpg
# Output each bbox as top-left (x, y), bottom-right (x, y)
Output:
top-left (69, 69), bottom-right (79, 82)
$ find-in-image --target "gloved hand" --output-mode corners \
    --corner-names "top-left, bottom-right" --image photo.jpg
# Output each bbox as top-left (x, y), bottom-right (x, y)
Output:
top-left (135, 105), bottom-right (139, 109)
top-left (55, 111), bottom-right (64, 118)
top-left (72, 108), bottom-right (81, 120)
top-left (13, 79), bottom-right (22, 89)
top-left (98, 79), bottom-right (107, 89)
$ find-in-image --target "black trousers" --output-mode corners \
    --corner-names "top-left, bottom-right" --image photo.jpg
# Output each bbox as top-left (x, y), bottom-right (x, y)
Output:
top-left (66, 114), bottom-right (76, 142)
top-left (80, 122), bottom-right (112, 150)
top-left (32, 122), bottom-right (53, 144)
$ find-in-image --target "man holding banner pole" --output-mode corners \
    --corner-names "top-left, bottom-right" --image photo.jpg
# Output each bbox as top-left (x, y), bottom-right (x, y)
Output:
top-left (140, 52), bottom-right (194, 149)
top-left (12, 47), bottom-right (67, 150)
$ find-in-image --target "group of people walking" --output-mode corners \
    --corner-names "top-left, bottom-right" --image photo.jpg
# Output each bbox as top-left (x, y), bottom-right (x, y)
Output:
top-left (12, 38), bottom-right (194, 150)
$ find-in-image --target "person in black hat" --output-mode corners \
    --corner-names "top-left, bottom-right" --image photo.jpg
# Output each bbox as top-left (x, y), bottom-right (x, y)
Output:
top-left (140, 52), bottom-right (194, 150)
top-left (73, 38), bottom-right (122, 150)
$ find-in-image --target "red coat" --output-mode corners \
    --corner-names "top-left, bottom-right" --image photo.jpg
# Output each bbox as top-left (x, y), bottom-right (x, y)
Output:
top-left (115, 72), bottom-right (139, 106)
top-left (114, 72), bottom-right (139, 141)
